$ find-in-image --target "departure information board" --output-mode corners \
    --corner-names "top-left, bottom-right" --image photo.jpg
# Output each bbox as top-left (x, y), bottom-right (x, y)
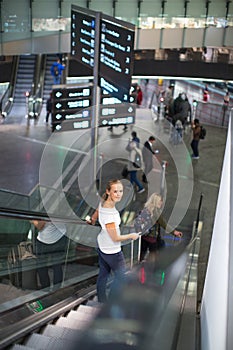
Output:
top-left (99, 19), bottom-right (134, 102)
top-left (71, 9), bottom-right (95, 69)
top-left (71, 6), bottom-right (135, 102)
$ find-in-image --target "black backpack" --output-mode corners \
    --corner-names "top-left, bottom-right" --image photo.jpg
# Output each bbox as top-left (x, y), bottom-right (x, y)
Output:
top-left (53, 65), bottom-right (59, 76)
top-left (200, 126), bottom-right (206, 140)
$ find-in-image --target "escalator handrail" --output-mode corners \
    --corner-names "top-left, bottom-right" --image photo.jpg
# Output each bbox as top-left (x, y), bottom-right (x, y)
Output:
top-left (1, 56), bottom-right (19, 116)
top-left (0, 206), bottom-right (87, 225)
top-left (29, 54), bottom-right (47, 117)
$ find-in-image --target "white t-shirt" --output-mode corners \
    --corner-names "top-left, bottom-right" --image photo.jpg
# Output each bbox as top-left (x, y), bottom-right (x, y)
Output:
top-left (97, 204), bottom-right (121, 254)
top-left (37, 222), bottom-right (66, 244)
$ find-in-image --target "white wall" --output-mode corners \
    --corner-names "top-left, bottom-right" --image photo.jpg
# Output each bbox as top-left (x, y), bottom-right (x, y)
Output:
top-left (200, 119), bottom-right (231, 350)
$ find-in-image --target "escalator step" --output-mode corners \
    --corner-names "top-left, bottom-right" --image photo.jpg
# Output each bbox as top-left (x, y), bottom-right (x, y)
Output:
top-left (77, 304), bottom-right (100, 314)
top-left (11, 345), bottom-right (34, 349)
top-left (42, 324), bottom-right (81, 341)
top-left (25, 333), bottom-right (75, 350)
top-left (55, 316), bottom-right (89, 330)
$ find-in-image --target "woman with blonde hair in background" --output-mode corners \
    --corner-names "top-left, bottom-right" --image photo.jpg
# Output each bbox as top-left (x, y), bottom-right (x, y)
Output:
top-left (135, 193), bottom-right (182, 261)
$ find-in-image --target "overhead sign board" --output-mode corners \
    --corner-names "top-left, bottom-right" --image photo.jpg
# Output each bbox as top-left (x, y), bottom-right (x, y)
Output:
top-left (71, 9), bottom-right (96, 68)
top-left (51, 84), bottom-right (93, 131)
top-left (71, 6), bottom-right (135, 103)
top-left (99, 103), bottom-right (135, 126)
top-left (53, 119), bottom-right (91, 132)
top-left (99, 18), bottom-right (135, 102)
top-left (52, 86), bottom-right (93, 100)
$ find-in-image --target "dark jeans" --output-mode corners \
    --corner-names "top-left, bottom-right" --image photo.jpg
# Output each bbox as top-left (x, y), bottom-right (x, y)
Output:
top-left (191, 139), bottom-right (199, 157)
top-left (46, 110), bottom-right (51, 123)
top-left (53, 75), bottom-right (61, 84)
top-left (129, 170), bottom-right (144, 191)
top-left (97, 248), bottom-right (126, 303)
top-left (36, 235), bottom-right (68, 289)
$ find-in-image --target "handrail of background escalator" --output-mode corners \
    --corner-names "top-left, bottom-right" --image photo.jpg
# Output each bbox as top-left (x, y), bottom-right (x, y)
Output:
top-left (1, 56), bottom-right (19, 117)
top-left (28, 54), bottom-right (46, 118)
top-left (0, 206), bottom-right (87, 225)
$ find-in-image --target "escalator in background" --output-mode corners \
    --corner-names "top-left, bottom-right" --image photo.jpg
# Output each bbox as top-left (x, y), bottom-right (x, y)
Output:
top-left (43, 54), bottom-right (58, 101)
top-left (8, 55), bottom-right (37, 121)
top-left (36, 53), bottom-right (67, 119)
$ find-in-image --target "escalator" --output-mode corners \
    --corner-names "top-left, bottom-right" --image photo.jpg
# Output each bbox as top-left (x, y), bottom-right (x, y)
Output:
top-left (31, 53), bottom-right (67, 120)
top-left (43, 54), bottom-right (59, 101)
top-left (0, 183), bottom-right (201, 349)
top-left (8, 55), bottom-right (37, 121)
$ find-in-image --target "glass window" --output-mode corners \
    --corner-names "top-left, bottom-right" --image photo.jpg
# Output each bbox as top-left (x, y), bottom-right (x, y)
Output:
top-left (90, 0), bottom-right (112, 16)
top-left (32, 0), bottom-right (67, 32)
top-left (140, 1), bottom-right (161, 18)
top-left (2, 0), bottom-right (30, 33)
top-left (61, 0), bottom-right (87, 18)
top-left (114, 0), bottom-right (138, 23)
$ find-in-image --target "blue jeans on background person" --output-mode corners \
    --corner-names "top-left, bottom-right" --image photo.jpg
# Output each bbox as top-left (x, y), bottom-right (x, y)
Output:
top-left (191, 139), bottom-right (199, 157)
top-left (97, 249), bottom-right (126, 302)
top-left (129, 170), bottom-right (144, 191)
top-left (53, 75), bottom-right (61, 85)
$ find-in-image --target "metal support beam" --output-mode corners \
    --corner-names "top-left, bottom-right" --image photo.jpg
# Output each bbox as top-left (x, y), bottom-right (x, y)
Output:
top-left (137, 0), bottom-right (143, 18)
top-left (112, 0), bottom-right (117, 17)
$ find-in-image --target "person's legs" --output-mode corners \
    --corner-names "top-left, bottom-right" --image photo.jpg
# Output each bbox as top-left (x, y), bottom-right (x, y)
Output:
top-left (52, 263), bottom-right (63, 288)
top-left (107, 251), bottom-right (126, 300)
top-left (130, 171), bottom-right (144, 191)
top-left (45, 111), bottom-right (50, 123)
top-left (191, 140), bottom-right (199, 157)
top-left (97, 250), bottom-right (126, 302)
top-left (36, 240), bottom-right (50, 289)
top-left (51, 236), bottom-right (68, 289)
top-left (140, 238), bottom-right (149, 261)
top-left (97, 249), bottom-right (111, 302)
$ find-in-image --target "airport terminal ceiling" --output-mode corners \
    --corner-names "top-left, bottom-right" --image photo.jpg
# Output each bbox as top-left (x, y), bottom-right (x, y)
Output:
top-left (0, 0), bottom-right (232, 33)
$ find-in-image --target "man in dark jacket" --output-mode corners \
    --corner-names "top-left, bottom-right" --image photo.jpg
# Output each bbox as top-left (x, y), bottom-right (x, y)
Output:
top-left (142, 136), bottom-right (156, 183)
top-left (45, 93), bottom-right (52, 124)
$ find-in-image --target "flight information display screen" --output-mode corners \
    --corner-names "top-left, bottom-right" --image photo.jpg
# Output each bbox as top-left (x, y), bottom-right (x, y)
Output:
top-left (71, 9), bottom-right (95, 69)
top-left (99, 18), bottom-right (134, 102)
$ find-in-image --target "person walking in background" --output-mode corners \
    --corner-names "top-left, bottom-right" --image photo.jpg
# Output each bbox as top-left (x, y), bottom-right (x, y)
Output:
top-left (203, 84), bottom-right (209, 102)
top-left (191, 118), bottom-right (201, 159)
top-left (45, 92), bottom-right (52, 124)
top-left (31, 220), bottom-right (68, 290)
top-left (128, 141), bottom-right (145, 194)
top-left (90, 179), bottom-right (139, 303)
top-left (223, 91), bottom-right (230, 106)
top-left (142, 136), bottom-right (156, 183)
top-left (50, 58), bottom-right (65, 85)
top-left (136, 85), bottom-right (143, 106)
top-left (131, 131), bottom-right (140, 147)
top-left (134, 193), bottom-right (182, 261)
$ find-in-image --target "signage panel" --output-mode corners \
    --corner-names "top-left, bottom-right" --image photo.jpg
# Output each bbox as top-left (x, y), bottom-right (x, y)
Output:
top-left (71, 9), bottom-right (96, 68)
top-left (52, 109), bottom-right (91, 123)
top-left (99, 103), bottom-right (135, 126)
top-left (51, 84), bottom-right (93, 131)
top-left (52, 86), bottom-right (93, 100)
top-left (99, 18), bottom-right (135, 102)
top-left (52, 98), bottom-right (91, 112)
top-left (53, 119), bottom-right (91, 132)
